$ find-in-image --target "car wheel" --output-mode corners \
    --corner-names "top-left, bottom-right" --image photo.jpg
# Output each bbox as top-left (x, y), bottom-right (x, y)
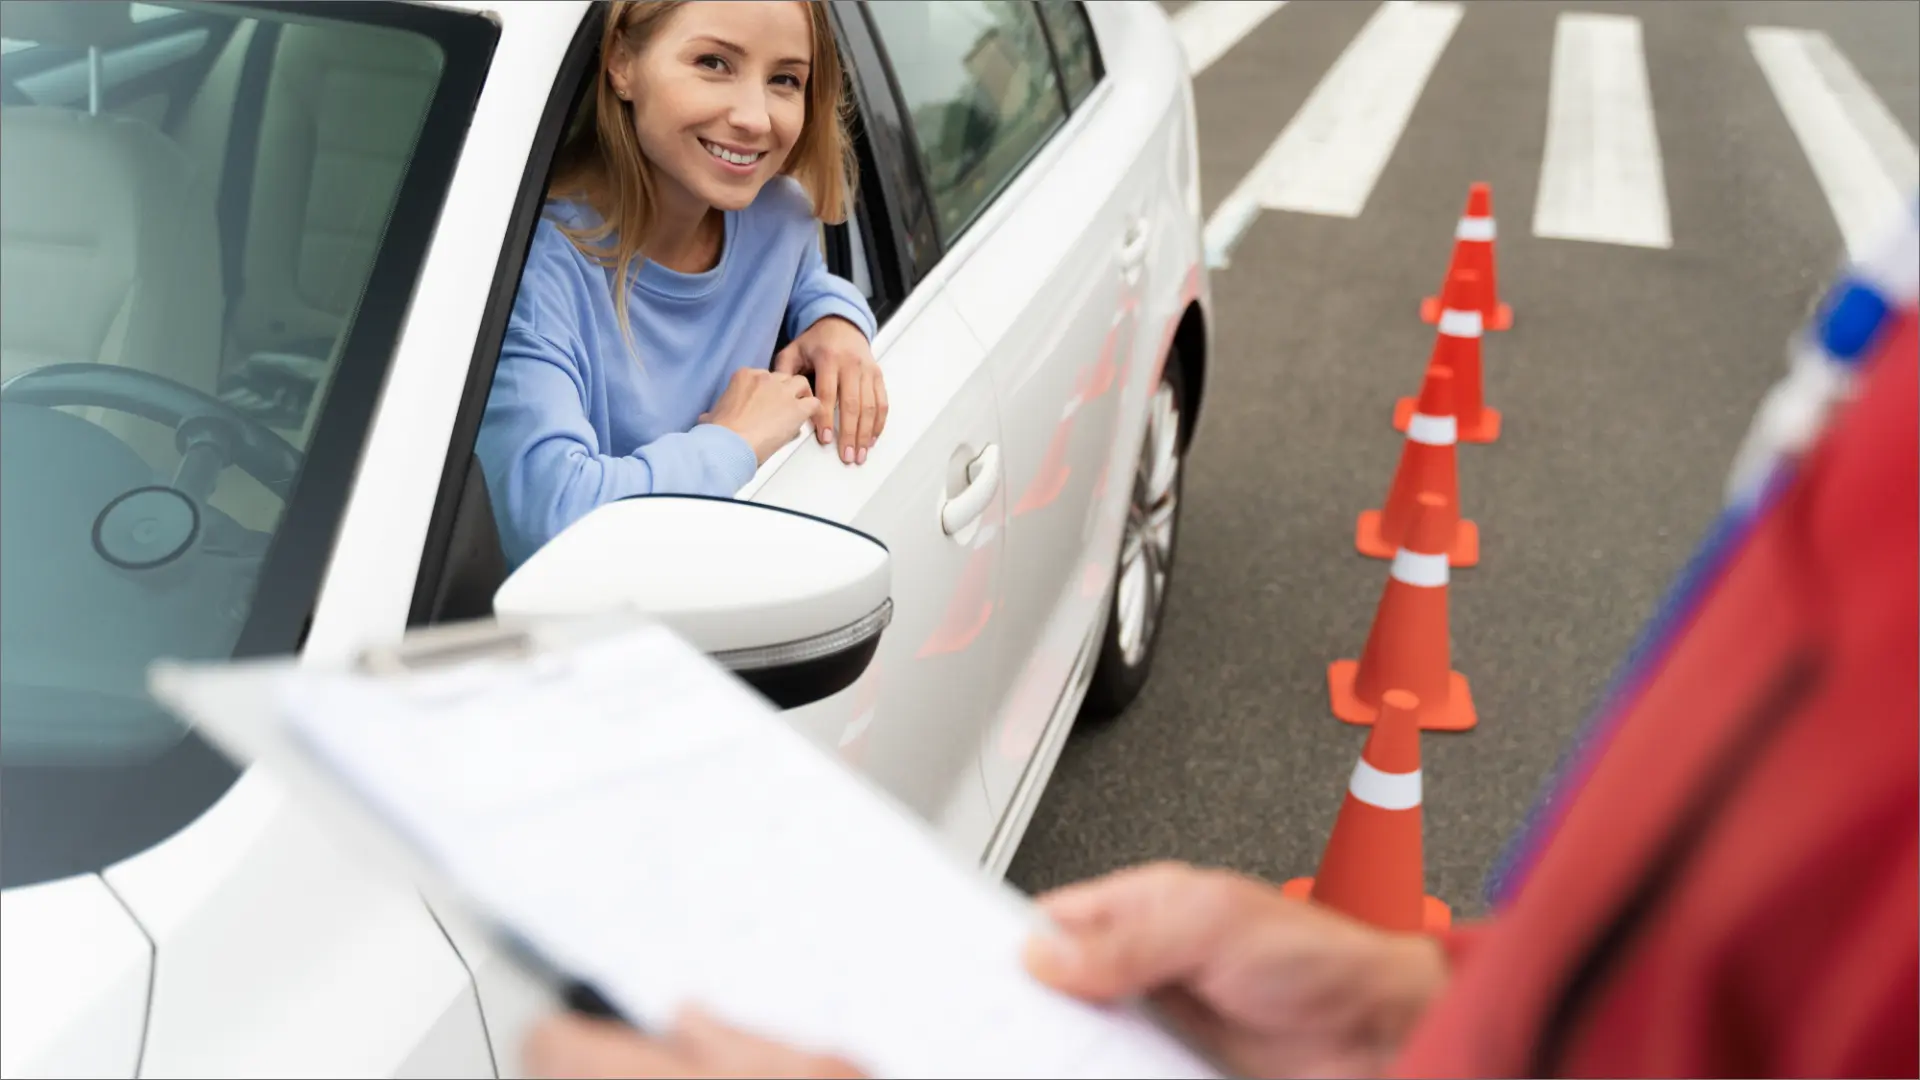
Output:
top-left (1080, 355), bottom-right (1187, 724)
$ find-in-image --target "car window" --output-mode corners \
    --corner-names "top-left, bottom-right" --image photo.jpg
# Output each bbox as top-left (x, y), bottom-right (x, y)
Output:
top-left (865, 0), bottom-right (1067, 246)
top-left (1035, 0), bottom-right (1100, 110)
top-left (0, 0), bottom-right (492, 889)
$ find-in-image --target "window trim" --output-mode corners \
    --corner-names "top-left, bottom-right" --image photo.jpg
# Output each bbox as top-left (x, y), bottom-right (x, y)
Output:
top-left (408, 1), bottom-right (918, 624)
top-left (825, 1), bottom-right (911, 326)
top-left (835, 0), bottom-right (943, 292)
top-left (858, 0), bottom-right (1071, 257)
top-left (406, 3), bottom-right (603, 628)
top-left (1030, 1), bottom-right (1073, 118)
top-left (232, 0), bottom-right (497, 658)
top-left (1038, 0), bottom-right (1105, 110)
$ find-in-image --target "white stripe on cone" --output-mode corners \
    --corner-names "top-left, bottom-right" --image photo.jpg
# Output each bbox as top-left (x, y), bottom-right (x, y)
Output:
top-left (1391, 548), bottom-right (1450, 587)
top-left (1349, 757), bottom-right (1423, 810)
top-left (1455, 215), bottom-right (1496, 241)
top-left (1406, 412), bottom-right (1458, 446)
top-left (1438, 308), bottom-right (1484, 338)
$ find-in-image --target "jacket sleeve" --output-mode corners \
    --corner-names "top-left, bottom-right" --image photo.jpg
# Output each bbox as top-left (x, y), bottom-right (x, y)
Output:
top-left (475, 322), bottom-right (759, 567)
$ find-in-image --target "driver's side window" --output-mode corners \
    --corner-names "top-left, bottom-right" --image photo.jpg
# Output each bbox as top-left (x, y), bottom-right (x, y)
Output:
top-left (411, 9), bottom-right (892, 627)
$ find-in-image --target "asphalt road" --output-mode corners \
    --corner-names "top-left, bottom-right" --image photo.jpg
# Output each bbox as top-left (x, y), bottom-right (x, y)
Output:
top-left (1006, 0), bottom-right (1919, 915)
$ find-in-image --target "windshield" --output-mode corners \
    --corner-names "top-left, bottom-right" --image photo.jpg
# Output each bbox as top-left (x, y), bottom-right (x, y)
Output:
top-left (0, 1), bottom-right (495, 888)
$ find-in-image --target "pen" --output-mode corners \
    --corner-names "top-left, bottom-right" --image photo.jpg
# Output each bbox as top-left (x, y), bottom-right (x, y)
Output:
top-left (494, 925), bottom-right (642, 1029)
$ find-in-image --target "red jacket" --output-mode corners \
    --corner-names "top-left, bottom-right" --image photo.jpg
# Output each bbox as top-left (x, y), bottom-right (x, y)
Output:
top-left (1395, 317), bottom-right (1918, 1078)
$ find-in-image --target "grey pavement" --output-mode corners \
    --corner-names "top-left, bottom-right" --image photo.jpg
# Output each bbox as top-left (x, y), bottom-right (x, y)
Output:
top-left (1006, 0), bottom-right (1919, 915)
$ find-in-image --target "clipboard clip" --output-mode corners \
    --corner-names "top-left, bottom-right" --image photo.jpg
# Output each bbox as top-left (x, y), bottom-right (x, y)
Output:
top-left (349, 616), bottom-right (647, 1030)
top-left (354, 619), bottom-right (540, 677)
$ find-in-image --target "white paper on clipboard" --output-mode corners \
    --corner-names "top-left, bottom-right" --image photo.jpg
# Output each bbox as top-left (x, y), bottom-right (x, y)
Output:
top-left (147, 614), bottom-right (1226, 1080)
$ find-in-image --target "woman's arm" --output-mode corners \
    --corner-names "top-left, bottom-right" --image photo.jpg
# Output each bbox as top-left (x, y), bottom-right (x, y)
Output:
top-left (785, 227), bottom-right (877, 344)
top-left (474, 323), bottom-right (759, 567)
top-left (778, 228), bottom-right (886, 462)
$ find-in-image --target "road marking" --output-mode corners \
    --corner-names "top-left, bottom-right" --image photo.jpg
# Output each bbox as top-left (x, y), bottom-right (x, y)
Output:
top-left (1203, 1), bottom-right (1462, 266)
top-left (1174, 0), bottom-right (1288, 78)
top-left (1748, 26), bottom-right (1920, 261)
top-left (1532, 13), bottom-right (1672, 249)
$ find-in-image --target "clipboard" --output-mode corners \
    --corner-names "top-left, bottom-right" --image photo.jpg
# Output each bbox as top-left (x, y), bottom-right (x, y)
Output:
top-left (148, 613), bottom-right (1229, 1080)
top-left (148, 614), bottom-right (648, 1021)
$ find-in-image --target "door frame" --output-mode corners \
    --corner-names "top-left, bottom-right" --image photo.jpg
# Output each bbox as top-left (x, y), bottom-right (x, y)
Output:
top-left (409, 0), bottom-right (938, 624)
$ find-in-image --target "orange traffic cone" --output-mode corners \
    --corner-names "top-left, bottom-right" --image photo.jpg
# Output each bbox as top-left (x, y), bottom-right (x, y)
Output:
top-left (1284, 689), bottom-right (1450, 932)
top-left (1358, 366), bottom-right (1478, 567)
top-left (1330, 493), bottom-right (1476, 732)
top-left (1420, 182), bottom-right (1511, 332)
top-left (1396, 268), bottom-right (1500, 444)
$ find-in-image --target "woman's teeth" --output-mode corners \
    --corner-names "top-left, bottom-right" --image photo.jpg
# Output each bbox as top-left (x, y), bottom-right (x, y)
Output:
top-left (702, 140), bottom-right (762, 166)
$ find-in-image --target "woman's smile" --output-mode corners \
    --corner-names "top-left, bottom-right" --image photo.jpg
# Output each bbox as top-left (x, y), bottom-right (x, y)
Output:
top-left (699, 137), bottom-right (766, 173)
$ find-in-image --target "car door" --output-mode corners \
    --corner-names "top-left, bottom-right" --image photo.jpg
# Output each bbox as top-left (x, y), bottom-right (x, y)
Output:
top-left (863, 0), bottom-right (1159, 821)
top-left (742, 3), bottom-right (1009, 864)
top-left (398, 7), bottom-right (1011, 1070)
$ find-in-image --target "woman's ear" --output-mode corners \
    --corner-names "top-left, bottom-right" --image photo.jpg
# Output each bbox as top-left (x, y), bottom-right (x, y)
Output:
top-left (605, 42), bottom-right (636, 102)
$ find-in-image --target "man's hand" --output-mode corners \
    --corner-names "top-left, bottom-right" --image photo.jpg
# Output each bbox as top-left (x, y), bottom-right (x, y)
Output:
top-left (1024, 861), bottom-right (1449, 1079)
top-left (523, 1008), bottom-right (866, 1079)
top-left (775, 315), bottom-right (887, 466)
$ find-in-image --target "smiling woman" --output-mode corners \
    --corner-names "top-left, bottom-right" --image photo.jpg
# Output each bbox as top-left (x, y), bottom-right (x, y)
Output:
top-left (473, 0), bottom-right (891, 570)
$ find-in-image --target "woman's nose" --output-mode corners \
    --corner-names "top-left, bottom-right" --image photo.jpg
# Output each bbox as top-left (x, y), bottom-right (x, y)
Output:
top-left (726, 90), bottom-right (773, 139)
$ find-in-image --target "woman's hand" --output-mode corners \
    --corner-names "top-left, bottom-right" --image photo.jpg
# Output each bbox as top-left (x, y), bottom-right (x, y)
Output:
top-left (1024, 861), bottom-right (1449, 1079)
top-left (523, 1008), bottom-right (865, 1079)
top-left (703, 368), bottom-right (817, 465)
top-left (775, 315), bottom-right (888, 466)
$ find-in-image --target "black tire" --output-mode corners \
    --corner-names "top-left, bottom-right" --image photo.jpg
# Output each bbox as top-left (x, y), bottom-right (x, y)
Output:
top-left (1079, 355), bottom-right (1189, 724)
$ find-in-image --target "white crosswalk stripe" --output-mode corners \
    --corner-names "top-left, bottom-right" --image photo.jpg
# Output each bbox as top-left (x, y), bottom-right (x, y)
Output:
top-left (1533, 12), bottom-right (1672, 249)
top-left (1173, 0), bottom-right (1289, 78)
top-left (1195, 1), bottom-right (1917, 268)
top-left (1255, 0), bottom-right (1463, 218)
top-left (1748, 25), bottom-right (1920, 261)
top-left (1204, 0), bottom-right (1463, 264)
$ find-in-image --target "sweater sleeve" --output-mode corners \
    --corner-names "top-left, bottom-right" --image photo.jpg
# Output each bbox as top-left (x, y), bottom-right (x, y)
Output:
top-left (784, 224), bottom-right (877, 342)
top-left (475, 321), bottom-right (759, 567)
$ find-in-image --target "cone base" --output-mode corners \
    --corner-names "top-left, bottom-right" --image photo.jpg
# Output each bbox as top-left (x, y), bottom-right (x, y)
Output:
top-left (1281, 877), bottom-right (1453, 931)
top-left (1421, 295), bottom-right (1512, 331)
top-left (1328, 659), bottom-right (1477, 732)
top-left (1395, 396), bottom-right (1502, 443)
top-left (1356, 510), bottom-right (1479, 567)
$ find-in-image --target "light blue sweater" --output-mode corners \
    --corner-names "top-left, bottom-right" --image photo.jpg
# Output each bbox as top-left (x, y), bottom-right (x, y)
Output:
top-left (476, 179), bottom-right (876, 568)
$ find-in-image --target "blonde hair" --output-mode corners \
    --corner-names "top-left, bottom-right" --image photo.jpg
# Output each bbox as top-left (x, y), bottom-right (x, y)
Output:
top-left (547, 0), bottom-right (857, 350)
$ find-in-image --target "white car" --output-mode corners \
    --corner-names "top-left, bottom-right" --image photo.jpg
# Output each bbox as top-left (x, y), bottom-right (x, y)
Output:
top-left (0, 0), bottom-right (1211, 1075)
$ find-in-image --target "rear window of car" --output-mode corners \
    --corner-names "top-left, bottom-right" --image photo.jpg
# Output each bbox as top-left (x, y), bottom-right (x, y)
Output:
top-left (866, 0), bottom-right (1070, 245)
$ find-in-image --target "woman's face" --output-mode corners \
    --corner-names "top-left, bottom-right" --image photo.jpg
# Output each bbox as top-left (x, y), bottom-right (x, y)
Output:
top-left (612, 1), bottom-right (813, 216)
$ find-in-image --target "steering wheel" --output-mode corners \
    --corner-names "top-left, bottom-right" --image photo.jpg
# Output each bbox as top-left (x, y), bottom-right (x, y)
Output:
top-left (0, 362), bottom-right (303, 497)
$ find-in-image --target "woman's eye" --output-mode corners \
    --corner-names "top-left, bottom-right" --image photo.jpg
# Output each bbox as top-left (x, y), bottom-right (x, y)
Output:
top-left (772, 73), bottom-right (804, 90)
top-left (695, 54), bottom-right (728, 73)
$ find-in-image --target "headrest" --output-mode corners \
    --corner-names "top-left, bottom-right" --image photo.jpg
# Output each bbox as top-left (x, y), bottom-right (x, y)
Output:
top-left (0, 2), bottom-right (137, 50)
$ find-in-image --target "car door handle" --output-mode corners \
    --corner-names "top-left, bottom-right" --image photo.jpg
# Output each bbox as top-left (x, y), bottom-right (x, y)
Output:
top-left (941, 444), bottom-right (1002, 535)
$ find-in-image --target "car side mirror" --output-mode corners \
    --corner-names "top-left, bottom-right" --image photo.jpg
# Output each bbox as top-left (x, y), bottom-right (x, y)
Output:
top-left (492, 496), bottom-right (892, 710)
